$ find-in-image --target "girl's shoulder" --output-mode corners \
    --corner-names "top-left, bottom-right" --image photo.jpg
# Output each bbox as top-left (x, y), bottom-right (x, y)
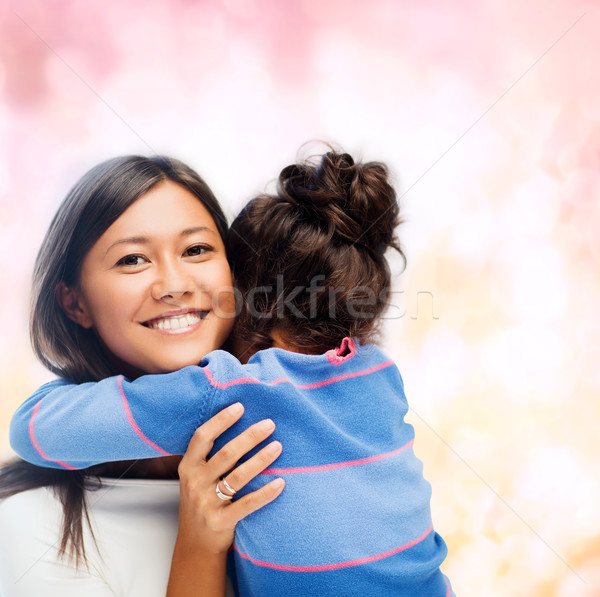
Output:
top-left (197, 340), bottom-right (400, 391)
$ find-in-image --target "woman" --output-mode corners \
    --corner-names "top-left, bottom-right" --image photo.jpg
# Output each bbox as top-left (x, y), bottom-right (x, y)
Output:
top-left (0, 155), bottom-right (284, 596)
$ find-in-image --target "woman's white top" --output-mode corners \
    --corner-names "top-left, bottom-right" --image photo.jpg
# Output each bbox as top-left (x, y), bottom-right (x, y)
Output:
top-left (0, 477), bottom-right (235, 597)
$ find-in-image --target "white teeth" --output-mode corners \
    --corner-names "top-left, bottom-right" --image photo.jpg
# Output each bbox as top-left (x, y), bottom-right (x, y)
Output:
top-left (148, 313), bottom-right (202, 331)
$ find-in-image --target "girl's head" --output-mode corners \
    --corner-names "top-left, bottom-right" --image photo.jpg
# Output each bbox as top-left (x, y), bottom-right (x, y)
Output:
top-left (31, 156), bottom-right (235, 383)
top-left (228, 149), bottom-right (404, 354)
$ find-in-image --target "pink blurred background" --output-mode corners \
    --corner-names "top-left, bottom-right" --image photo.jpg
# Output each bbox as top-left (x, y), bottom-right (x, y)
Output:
top-left (1, 1), bottom-right (599, 595)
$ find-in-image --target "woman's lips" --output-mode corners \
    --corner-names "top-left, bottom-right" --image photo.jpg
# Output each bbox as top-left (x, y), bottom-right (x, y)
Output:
top-left (143, 311), bottom-right (207, 333)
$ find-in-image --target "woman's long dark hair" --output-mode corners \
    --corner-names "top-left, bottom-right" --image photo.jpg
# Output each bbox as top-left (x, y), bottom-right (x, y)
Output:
top-left (0, 155), bottom-right (228, 565)
top-left (228, 149), bottom-right (405, 353)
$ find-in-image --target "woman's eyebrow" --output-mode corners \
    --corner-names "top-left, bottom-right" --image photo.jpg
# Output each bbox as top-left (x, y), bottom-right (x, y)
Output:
top-left (105, 236), bottom-right (150, 255)
top-left (180, 226), bottom-right (217, 237)
top-left (105, 227), bottom-right (217, 256)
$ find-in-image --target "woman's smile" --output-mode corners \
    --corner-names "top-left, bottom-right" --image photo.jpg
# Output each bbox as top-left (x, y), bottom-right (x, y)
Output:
top-left (143, 309), bottom-right (207, 333)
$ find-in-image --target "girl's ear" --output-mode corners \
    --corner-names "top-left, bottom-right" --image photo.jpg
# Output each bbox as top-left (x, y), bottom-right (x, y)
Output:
top-left (56, 281), bottom-right (93, 329)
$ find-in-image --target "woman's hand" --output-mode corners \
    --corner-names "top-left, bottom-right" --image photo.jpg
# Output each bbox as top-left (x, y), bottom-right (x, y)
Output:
top-left (167, 402), bottom-right (284, 597)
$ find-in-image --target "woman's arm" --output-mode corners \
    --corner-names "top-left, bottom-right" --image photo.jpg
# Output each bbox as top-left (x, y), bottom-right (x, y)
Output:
top-left (0, 405), bottom-right (284, 597)
top-left (167, 403), bottom-right (284, 597)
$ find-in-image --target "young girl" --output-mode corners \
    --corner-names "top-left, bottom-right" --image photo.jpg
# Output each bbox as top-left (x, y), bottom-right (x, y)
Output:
top-left (0, 155), bottom-right (285, 597)
top-left (9, 151), bottom-right (454, 596)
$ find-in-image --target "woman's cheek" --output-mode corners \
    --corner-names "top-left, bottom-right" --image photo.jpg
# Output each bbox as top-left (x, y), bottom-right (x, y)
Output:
top-left (213, 286), bottom-right (237, 320)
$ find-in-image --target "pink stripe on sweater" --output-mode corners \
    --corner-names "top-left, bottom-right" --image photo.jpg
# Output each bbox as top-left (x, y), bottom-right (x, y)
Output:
top-left (203, 359), bottom-right (395, 391)
top-left (261, 439), bottom-right (414, 475)
top-left (203, 367), bottom-right (261, 390)
top-left (233, 524), bottom-right (434, 572)
top-left (28, 401), bottom-right (77, 470)
top-left (291, 360), bottom-right (395, 389)
top-left (117, 377), bottom-right (172, 456)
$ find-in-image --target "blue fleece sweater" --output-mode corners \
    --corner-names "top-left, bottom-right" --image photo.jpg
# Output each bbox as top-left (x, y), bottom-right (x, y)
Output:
top-left (10, 339), bottom-right (453, 596)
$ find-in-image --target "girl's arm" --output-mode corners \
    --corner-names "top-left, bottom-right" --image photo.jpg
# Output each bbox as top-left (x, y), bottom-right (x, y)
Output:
top-left (167, 403), bottom-right (284, 597)
top-left (9, 365), bottom-right (215, 469)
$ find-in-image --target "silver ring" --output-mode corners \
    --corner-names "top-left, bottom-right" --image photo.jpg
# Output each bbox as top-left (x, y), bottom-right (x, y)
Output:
top-left (216, 482), bottom-right (233, 501)
top-left (220, 478), bottom-right (237, 496)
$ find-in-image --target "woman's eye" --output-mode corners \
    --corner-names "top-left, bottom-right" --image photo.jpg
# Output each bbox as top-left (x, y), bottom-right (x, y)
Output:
top-left (117, 255), bottom-right (147, 266)
top-left (185, 244), bottom-right (211, 257)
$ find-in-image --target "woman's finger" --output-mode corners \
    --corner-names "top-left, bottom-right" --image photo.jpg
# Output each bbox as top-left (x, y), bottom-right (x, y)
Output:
top-left (221, 439), bottom-right (282, 496)
top-left (182, 402), bottom-right (245, 463)
top-left (206, 418), bottom-right (276, 476)
top-left (226, 477), bottom-right (285, 523)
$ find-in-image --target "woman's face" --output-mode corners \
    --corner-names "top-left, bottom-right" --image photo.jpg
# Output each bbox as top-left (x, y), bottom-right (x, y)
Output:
top-left (66, 180), bottom-right (235, 377)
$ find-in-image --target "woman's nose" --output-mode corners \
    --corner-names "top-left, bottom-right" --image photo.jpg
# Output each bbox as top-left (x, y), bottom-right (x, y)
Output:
top-left (150, 263), bottom-right (195, 302)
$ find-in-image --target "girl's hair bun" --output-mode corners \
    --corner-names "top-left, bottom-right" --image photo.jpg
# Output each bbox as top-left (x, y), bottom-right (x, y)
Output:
top-left (277, 150), bottom-right (401, 256)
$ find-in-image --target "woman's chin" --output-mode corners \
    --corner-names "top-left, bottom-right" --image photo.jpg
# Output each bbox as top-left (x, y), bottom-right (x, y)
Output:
top-left (148, 351), bottom-right (207, 374)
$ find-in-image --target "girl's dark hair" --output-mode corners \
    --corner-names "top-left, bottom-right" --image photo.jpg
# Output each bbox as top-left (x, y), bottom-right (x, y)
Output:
top-left (0, 155), bottom-right (227, 566)
top-left (227, 149), bottom-right (405, 353)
